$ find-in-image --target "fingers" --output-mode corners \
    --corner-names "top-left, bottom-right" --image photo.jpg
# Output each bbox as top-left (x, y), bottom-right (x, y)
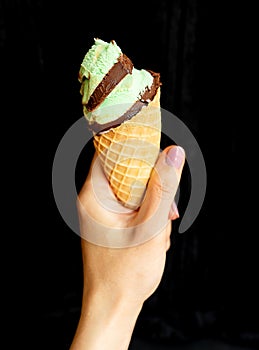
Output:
top-left (138, 146), bottom-right (185, 224)
top-left (79, 151), bottom-right (134, 216)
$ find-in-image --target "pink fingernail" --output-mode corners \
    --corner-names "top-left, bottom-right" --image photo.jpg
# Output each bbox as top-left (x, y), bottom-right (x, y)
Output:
top-left (166, 146), bottom-right (185, 168)
top-left (171, 201), bottom-right (179, 218)
top-left (169, 201), bottom-right (180, 220)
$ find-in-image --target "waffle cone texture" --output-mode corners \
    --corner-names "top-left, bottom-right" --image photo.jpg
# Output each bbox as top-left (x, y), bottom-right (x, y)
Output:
top-left (93, 88), bottom-right (161, 210)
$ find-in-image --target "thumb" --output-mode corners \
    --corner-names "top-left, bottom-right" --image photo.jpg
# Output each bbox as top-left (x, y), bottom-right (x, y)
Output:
top-left (138, 146), bottom-right (185, 223)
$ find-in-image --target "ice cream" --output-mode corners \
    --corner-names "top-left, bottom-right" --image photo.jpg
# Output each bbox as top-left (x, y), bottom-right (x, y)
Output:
top-left (79, 38), bottom-right (160, 133)
top-left (78, 38), bottom-right (161, 209)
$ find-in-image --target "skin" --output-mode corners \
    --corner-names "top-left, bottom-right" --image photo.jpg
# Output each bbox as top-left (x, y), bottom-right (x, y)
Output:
top-left (69, 145), bottom-right (185, 350)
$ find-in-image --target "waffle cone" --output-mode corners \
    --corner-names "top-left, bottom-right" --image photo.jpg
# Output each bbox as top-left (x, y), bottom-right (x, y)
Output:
top-left (93, 88), bottom-right (161, 210)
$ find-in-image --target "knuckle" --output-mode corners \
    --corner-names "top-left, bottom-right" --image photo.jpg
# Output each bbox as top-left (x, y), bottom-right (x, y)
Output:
top-left (153, 180), bottom-right (175, 200)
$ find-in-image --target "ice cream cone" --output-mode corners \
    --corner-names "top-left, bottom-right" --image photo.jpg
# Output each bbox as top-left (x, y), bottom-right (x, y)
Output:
top-left (93, 88), bottom-right (161, 210)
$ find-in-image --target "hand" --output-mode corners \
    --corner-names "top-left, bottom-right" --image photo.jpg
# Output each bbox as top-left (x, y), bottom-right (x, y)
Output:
top-left (70, 145), bottom-right (185, 350)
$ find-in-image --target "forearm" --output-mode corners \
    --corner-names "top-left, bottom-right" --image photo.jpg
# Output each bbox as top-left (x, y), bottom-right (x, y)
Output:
top-left (69, 288), bottom-right (142, 350)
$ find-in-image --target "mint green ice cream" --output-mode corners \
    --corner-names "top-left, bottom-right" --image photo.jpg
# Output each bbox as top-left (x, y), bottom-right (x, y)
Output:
top-left (79, 38), bottom-right (154, 127)
top-left (79, 38), bottom-right (122, 104)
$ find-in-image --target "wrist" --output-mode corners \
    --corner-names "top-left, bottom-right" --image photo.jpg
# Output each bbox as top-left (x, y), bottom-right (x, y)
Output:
top-left (81, 286), bottom-right (143, 325)
top-left (70, 287), bottom-right (142, 350)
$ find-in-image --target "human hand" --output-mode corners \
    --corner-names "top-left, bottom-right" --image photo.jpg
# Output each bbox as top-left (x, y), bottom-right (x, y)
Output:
top-left (70, 145), bottom-right (185, 349)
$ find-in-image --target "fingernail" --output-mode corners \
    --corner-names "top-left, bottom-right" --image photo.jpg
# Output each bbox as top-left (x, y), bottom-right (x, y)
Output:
top-left (168, 202), bottom-right (180, 220)
top-left (166, 146), bottom-right (185, 168)
top-left (171, 201), bottom-right (179, 218)
top-left (168, 201), bottom-right (180, 220)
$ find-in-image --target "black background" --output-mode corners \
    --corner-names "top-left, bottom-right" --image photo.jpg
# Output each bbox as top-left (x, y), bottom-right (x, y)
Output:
top-left (1, 1), bottom-right (258, 349)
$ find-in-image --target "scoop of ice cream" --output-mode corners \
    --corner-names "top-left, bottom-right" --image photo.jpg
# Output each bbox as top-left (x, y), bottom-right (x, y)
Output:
top-left (79, 38), bottom-right (158, 132)
top-left (82, 67), bottom-right (154, 125)
top-left (79, 38), bottom-right (122, 104)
